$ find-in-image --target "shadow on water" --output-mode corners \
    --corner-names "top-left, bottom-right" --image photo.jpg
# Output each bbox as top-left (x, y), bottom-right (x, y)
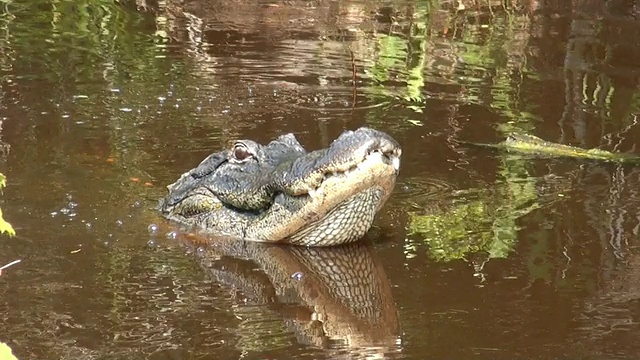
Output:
top-left (1, 0), bottom-right (640, 359)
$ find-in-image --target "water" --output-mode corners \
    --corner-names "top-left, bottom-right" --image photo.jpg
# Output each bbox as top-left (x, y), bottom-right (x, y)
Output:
top-left (1, 0), bottom-right (640, 358)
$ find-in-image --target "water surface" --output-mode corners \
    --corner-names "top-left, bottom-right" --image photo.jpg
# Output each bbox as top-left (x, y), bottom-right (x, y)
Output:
top-left (1, 0), bottom-right (640, 359)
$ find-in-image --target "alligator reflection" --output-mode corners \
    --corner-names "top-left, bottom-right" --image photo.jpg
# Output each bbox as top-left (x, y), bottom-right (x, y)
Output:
top-left (178, 234), bottom-right (401, 354)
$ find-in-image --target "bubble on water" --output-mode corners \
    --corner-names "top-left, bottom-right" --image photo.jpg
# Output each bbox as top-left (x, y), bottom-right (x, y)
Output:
top-left (291, 271), bottom-right (304, 281)
top-left (85, 222), bottom-right (92, 229)
top-left (132, 201), bottom-right (142, 208)
top-left (60, 207), bottom-right (71, 215)
top-left (148, 223), bottom-right (159, 234)
top-left (196, 247), bottom-right (206, 256)
top-left (147, 239), bottom-right (157, 248)
top-left (50, 211), bottom-right (58, 217)
top-left (68, 201), bottom-right (78, 209)
top-left (166, 231), bottom-right (178, 240)
top-left (115, 219), bottom-right (124, 226)
top-left (119, 108), bottom-right (133, 112)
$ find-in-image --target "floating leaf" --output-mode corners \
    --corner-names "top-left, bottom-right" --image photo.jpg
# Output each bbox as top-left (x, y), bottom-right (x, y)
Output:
top-left (0, 174), bottom-right (12, 236)
top-left (0, 342), bottom-right (18, 360)
top-left (407, 119), bottom-right (424, 127)
top-left (0, 208), bottom-right (15, 237)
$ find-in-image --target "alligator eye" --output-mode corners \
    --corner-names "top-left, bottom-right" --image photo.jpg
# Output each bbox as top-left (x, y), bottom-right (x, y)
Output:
top-left (232, 143), bottom-right (253, 162)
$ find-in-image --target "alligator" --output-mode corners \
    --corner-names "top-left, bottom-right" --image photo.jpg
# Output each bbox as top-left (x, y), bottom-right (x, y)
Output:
top-left (466, 133), bottom-right (640, 164)
top-left (159, 127), bottom-right (401, 247)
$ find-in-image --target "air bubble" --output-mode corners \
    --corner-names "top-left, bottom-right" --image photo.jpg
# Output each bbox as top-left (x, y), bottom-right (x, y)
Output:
top-left (148, 223), bottom-right (159, 234)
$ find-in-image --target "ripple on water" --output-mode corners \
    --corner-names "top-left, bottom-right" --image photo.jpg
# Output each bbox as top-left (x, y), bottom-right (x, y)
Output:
top-left (395, 177), bottom-right (456, 206)
top-left (287, 86), bottom-right (391, 112)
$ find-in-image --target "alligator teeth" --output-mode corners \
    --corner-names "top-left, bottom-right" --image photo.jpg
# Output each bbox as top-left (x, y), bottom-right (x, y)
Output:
top-left (321, 149), bottom-right (399, 182)
top-left (307, 188), bottom-right (323, 199)
top-left (324, 170), bottom-right (351, 181)
top-left (392, 156), bottom-right (401, 171)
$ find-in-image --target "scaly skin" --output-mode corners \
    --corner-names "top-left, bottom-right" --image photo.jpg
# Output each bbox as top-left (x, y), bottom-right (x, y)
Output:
top-left (159, 128), bottom-right (401, 246)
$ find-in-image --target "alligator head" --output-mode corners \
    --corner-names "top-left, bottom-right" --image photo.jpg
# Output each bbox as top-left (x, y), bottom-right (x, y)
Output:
top-left (159, 127), bottom-right (401, 246)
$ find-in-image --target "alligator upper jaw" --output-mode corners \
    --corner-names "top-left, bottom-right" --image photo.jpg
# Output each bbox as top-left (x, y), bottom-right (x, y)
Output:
top-left (305, 147), bottom-right (401, 198)
top-left (160, 141), bottom-right (400, 222)
top-left (178, 145), bottom-right (401, 208)
top-left (278, 127), bottom-right (402, 197)
top-left (162, 129), bottom-right (402, 211)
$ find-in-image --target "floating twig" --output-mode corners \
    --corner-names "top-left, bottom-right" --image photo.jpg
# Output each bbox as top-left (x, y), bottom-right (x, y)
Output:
top-left (0, 259), bottom-right (21, 270)
top-left (350, 48), bottom-right (357, 107)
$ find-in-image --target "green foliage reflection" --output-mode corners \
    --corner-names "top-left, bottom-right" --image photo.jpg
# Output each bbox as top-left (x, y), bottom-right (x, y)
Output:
top-left (0, 174), bottom-right (15, 237)
top-left (407, 156), bottom-right (539, 262)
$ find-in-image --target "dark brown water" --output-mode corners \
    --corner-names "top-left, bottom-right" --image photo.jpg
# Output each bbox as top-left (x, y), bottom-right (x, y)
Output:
top-left (1, 0), bottom-right (640, 359)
